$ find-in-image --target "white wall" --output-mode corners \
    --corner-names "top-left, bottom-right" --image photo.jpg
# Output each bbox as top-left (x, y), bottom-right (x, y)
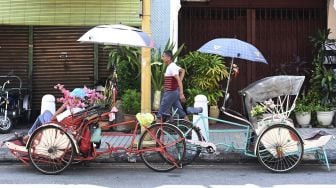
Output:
top-left (328, 0), bottom-right (336, 39)
top-left (151, 0), bottom-right (181, 53)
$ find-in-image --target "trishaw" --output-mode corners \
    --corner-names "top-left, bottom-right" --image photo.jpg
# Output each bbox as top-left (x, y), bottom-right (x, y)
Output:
top-left (174, 75), bottom-right (333, 172)
top-left (170, 38), bottom-right (334, 172)
top-left (5, 105), bottom-right (186, 174)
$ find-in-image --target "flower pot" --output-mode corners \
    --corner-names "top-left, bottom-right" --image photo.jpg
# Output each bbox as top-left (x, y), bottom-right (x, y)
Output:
top-left (209, 105), bottom-right (219, 125)
top-left (152, 90), bottom-right (161, 111)
top-left (317, 111), bottom-right (335, 127)
top-left (295, 112), bottom-right (311, 128)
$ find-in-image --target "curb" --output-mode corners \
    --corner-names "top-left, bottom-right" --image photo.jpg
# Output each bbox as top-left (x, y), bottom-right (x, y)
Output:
top-left (1, 146), bottom-right (334, 165)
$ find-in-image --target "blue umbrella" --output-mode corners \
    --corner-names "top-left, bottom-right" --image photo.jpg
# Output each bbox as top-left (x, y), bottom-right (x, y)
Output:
top-left (198, 38), bottom-right (268, 111)
top-left (198, 38), bottom-right (268, 64)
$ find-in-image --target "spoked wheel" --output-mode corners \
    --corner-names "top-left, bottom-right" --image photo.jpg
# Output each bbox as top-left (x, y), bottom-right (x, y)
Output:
top-left (138, 123), bottom-right (186, 172)
top-left (256, 124), bottom-right (303, 172)
top-left (28, 125), bottom-right (75, 175)
top-left (172, 119), bottom-right (202, 166)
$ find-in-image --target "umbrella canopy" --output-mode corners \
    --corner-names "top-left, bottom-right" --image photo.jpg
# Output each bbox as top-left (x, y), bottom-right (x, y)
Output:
top-left (78, 24), bottom-right (155, 48)
top-left (198, 38), bottom-right (268, 64)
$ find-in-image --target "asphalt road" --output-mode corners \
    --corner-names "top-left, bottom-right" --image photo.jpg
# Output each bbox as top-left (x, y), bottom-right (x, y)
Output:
top-left (0, 163), bottom-right (335, 188)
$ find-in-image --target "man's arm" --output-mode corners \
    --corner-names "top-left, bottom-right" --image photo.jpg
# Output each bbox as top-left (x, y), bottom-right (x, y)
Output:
top-left (51, 103), bottom-right (67, 121)
top-left (174, 74), bottom-right (186, 103)
top-left (179, 68), bottom-right (185, 81)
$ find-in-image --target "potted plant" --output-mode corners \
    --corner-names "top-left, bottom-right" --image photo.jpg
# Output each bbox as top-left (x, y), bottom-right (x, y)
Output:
top-left (119, 89), bottom-right (141, 131)
top-left (179, 51), bottom-right (229, 124)
top-left (294, 97), bottom-right (314, 128)
top-left (315, 103), bottom-right (334, 127)
top-left (207, 90), bottom-right (224, 124)
top-left (309, 29), bottom-right (336, 127)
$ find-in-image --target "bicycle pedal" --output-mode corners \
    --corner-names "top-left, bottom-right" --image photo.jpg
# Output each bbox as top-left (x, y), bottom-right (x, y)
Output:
top-left (127, 157), bottom-right (137, 163)
top-left (127, 154), bottom-right (137, 163)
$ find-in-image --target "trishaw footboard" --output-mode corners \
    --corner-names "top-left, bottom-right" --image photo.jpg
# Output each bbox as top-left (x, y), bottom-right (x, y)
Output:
top-left (303, 134), bottom-right (335, 171)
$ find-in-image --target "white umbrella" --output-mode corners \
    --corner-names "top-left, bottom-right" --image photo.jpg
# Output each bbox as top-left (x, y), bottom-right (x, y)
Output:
top-left (78, 24), bottom-right (155, 48)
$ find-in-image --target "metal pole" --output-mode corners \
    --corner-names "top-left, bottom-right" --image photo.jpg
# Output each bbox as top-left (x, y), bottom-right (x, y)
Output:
top-left (222, 58), bottom-right (234, 111)
top-left (141, 0), bottom-right (152, 114)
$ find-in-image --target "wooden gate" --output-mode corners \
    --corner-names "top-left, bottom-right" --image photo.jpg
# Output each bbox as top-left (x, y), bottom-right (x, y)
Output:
top-left (179, 1), bottom-right (327, 111)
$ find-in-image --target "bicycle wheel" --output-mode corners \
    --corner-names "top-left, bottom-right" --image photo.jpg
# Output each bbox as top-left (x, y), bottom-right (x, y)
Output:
top-left (28, 125), bottom-right (75, 175)
top-left (138, 123), bottom-right (186, 172)
top-left (172, 119), bottom-right (202, 166)
top-left (256, 124), bottom-right (303, 173)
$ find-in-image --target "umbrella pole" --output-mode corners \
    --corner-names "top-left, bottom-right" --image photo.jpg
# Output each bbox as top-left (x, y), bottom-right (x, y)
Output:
top-left (222, 57), bottom-right (234, 111)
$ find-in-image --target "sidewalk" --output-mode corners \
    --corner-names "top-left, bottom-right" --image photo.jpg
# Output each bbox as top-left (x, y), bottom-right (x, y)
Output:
top-left (1, 126), bottom-right (336, 165)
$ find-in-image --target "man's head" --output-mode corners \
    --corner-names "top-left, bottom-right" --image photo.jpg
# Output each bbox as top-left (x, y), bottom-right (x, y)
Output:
top-left (161, 50), bottom-right (173, 64)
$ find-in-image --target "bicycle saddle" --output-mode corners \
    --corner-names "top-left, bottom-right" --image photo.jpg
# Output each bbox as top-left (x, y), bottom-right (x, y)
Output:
top-left (186, 107), bottom-right (203, 115)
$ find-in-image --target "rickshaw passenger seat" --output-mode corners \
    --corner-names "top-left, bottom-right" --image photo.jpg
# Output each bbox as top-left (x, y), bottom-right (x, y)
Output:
top-left (41, 94), bottom-right (56, 115)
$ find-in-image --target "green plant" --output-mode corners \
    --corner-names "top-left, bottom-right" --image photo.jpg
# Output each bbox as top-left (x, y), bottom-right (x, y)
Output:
top-left (314, 103), bottom-right (331, 112)
top-left (121, 89), bottom-right (141, 115)
top-left (184, 88), bottom-right (203, 107)
top-left (179, 51), bottom-right (229, 106)
top-left (105, 46), bottom-right (141, 97)
top-left (251, 104), bottom-right (267, 119)
top-left (294, 98), bottom-right (314, 113)
top-left (309, 29), bottom-right (336, 109)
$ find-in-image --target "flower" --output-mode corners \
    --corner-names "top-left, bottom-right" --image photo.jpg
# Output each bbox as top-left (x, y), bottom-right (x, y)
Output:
top-left (264, 99), bottom-right (276, 109)
top-left (251, 104), bottom-right (267, 118)
top-left (54, 84), bottom-right (105, 109)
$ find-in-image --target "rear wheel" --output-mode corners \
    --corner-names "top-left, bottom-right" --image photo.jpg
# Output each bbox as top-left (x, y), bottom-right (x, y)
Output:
top-left (256, 124), bottom-right (303, 172)
top-left (172, 119), bottom-right (202, 166)
top-left (0, 115), bottom-right (12, 134)
top-left (28, 125), bottom-right (75, 175)
top-left (139, 123), bottom-right (186, 172)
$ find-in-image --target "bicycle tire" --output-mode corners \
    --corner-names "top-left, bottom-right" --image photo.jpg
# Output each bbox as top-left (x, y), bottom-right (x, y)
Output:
top-left (172, 119), bottom-right (202, 166)
top-left (28, 125), bottom-right (75, 175)
top-left (138, 123), bottom-right (186, 172)
top-left (256, 124), bottom-right (303, 173)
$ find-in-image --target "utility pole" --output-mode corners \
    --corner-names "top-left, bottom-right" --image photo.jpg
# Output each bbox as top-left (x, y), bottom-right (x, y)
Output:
top-left (141, 0), bottom-right (152, 115)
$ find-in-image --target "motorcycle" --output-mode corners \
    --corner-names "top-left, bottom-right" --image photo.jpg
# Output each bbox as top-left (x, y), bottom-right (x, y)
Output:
top-left (0, 74), bottom-right (31, 133)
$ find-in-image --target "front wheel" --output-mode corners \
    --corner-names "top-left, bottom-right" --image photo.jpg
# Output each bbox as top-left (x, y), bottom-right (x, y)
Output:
top-left (0, 115), bottom-right (12, 134)
top-left (28, 125), bottom-right (75, 175)
top-left (256, 124), bottom-right (303, 172)
top-left (138, 123), bottom-right (186, 172)
top-left (172, 119), bottom-right (202, 166)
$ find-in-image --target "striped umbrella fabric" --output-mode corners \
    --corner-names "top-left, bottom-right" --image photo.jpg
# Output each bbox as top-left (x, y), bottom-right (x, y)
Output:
top-left (198, 38), bottom-right (268, 64)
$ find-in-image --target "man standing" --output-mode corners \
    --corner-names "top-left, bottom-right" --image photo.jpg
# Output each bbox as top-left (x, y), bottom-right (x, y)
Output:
top-left (156, 50), bottom-right (187, 120)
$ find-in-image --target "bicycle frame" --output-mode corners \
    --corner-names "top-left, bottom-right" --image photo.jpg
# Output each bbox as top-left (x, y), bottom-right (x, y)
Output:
top-left (71, 111), bottom-right (184, 168)
top-left (191, 109), bottom-right (257, 157)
